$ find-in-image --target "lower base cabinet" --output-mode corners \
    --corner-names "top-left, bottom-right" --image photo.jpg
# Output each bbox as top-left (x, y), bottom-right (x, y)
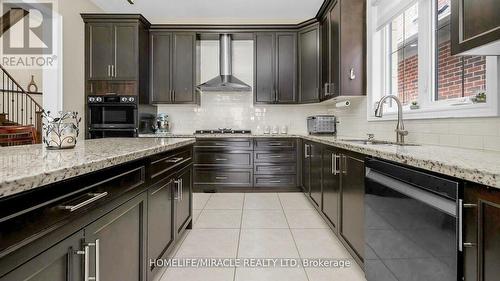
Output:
top-left (85, 193), bottom-right (148, 281)
top-left (322, 147), bottom-right (340, 230)
top-left (339, 153), bottom-right (365, 260)
top-left (148, 178), bottom-right (174, 277)
top-left (464, 184), bottom-right (500, 281)
top-left (0, 231), bottom-right (84, 281)
top-left (175, 165), bottom-right (192, 235)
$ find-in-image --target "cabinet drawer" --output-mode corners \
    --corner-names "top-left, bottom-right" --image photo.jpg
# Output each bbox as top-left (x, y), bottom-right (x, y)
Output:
top-left (195, 152), bottom-right (252, 166)
top-left (195, 139), bottom-right (253, 150)
top-left (150, 148), bottom-right (192, 181)
top-left (254, 151), bottom-right (296, 163)
top-left (254, 164), bottom-right (297, 175)
top-left (254, 139), bottom-right (296, 150)
top-left (194, 169), bottom-right (253, 186)
top-left (254, 175), bottom-right (297, 187)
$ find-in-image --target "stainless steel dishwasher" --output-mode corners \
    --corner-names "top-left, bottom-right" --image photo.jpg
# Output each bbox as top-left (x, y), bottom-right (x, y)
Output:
top-left (364, 158), bottom-right (463, 281)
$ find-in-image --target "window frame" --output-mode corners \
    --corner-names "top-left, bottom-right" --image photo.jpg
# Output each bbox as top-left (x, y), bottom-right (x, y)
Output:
top-left (367, 0), bottom-right (500, 121)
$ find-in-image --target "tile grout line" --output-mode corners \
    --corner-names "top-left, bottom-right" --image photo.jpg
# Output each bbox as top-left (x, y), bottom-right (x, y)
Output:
top-left (277, 193), bottom-right (312, 281)
top-left (231, 192), bottom-right (245, 281)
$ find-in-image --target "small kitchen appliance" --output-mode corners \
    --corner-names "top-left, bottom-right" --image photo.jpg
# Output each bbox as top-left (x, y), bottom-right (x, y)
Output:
top-left (307, 115), bottom-right (337, 135)
top-left (153, 113), bottom-right (170, 133)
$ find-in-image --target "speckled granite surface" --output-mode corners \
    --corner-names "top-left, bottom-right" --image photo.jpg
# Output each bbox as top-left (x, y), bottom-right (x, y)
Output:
top-left (0, 138), bottom-right (195, 199)
top-left (141, 133), bottom-right (500, 189)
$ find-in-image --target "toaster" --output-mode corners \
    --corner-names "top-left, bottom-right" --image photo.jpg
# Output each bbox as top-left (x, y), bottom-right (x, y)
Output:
top-left (307, 115), bottom-right (337, 135)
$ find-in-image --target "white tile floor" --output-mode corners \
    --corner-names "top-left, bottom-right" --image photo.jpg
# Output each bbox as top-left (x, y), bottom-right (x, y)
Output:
top-left (159, 192), bottom-right (366, 281)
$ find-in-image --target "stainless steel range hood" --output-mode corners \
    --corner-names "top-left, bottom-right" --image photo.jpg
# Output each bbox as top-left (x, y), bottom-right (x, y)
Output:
top-left (197, 34), bottom-right (252, 92)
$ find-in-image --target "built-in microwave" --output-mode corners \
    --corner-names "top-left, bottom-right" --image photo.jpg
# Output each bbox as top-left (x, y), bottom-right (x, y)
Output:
top-left (87, 95), bottom-right (138, 138)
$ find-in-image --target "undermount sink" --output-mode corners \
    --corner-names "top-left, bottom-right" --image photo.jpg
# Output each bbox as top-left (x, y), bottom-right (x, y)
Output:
top-left (339, 139), bottom-right (421, 147)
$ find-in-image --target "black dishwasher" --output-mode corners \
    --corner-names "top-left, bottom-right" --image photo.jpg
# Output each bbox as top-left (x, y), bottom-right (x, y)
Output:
top-left (364, 159), bottom-right (463, 281)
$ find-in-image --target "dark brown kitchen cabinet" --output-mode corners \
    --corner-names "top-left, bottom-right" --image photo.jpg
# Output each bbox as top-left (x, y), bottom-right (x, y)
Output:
top-left (319, 0), bottom-right (365, 99)
top-left (451, 0), bottom-right (500, 55)
top-left (150, 32), bottom-right (198, 104)
top-left (299, 26), bottom-right (320, 103)
top-left (340, 153), bottom-right (365, 259)
top-left (463, 184), bottom-right (500, 281)
top-left (0, 231), bottom-right (83, 281)
top-left (147, 178), bottom-right (174, 276)
top-left (86, 21), bottom-right (145, 80)
top-left (83, 14), bottom-right (150, 102)
top-left (320, 2), bottom-right (340, 100)
top-left (322, 147), bottom-right (340, 230)
top-left (175, 165), bottom-right (192, 236)
top-left (84, 192), bottom-right (148, 281)
top-left (150, 33), bottom-right (172, 103)
top-left (303, 141), bottom-right (322, 208)
top-left (254, 33), bottom-right (297, 104)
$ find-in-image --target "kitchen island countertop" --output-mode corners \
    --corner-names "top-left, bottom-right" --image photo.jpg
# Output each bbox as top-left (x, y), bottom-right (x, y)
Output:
top-left (0, 138), bottom-right (195, 199)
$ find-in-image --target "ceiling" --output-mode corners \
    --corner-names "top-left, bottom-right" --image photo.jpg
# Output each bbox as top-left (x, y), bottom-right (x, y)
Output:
top-left (90, 0), bottom-right (325, 24)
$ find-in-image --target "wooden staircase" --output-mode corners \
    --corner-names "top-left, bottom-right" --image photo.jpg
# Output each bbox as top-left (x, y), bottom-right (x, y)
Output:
top-left (0, 65), bottom-right (44, 143)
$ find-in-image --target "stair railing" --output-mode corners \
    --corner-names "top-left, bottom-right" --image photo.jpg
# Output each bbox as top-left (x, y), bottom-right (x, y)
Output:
top-left (0, 64), bottom-right (44, 142)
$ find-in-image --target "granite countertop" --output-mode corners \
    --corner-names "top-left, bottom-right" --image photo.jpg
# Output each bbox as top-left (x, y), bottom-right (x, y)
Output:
top-left (0, 138), bottom-right (195, 199)
top-left (139, 133), bottom-right (500, 189)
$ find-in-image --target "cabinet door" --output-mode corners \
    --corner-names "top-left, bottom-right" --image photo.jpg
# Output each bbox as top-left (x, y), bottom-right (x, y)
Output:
top-left (85, 192), bottom-right (147, 281)
top-left (254, 33), bottom-right (276, 103)
top-left (464, 185), bottom-right (500, 281)
top-left (340, 0), bottom-right (365, 96)
top-left (329, 3), bottom-right (341, 97)
top-left (322, 148), bottom-right (340, 229)
top-left (276, 33), bottom-right (297, 103)
top-left (172, 33), bottom-right (196, 104)
top-left (302, 142), bottom-right (311, 194)
top-left (0, 231), bottom-right (83, 281)
top-left (114, 23), bottom-right (139, 80)
top-left (176, 166), bottom-right (193, 236)
top-left (452, 0), bottom-right (500, 55)
top-left (309, 142), bottom-right (322, 208)
top-left (320, 15), bottom-right (331, 99)
top-left (148, 178), bottom-right (174, 272)
top-left (340, 154), bottom-right (365, 259)
top-left (299, 27), bottom-right (320, 103)
top-left (150, 32), bottom-right (172, 103)
top-left (88, 23), bottom-right (114, 80)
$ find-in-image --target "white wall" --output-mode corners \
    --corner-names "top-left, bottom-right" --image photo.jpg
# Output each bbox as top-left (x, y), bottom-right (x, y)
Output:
top-left (157, 40), bottom-right (329, 134)
top-left (59, 0), bottom-right (102, 125)
top-left (328, 98), bottom-right (500, 151)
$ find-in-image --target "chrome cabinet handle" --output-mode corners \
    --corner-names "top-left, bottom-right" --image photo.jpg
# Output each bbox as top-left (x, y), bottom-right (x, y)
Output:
top-left (342, 155), bottom-right (348, 174)
top-left (59, 192), bottom-right (108, 212)
top-left (304, 144), bottom-right (310, 158)
top-left (269, 155), bottom-right (282, 158)
top-left (83, 239), bottom-right (99, 281)
top-left (268, 142), bottom-right (283, 146)
top-left (180, 179), bottom-right (183, 201)
top-left (349, 68), bottom-right (356, 80)
top-left (174, 179), bottom-right (181, 200)
top-left (75, 245), bottom-right (90, 281)
top-left (164, 157), bottom-right (184, 163)
top-left (269, 180), bottom-right (282, 183)
top-left (324, 83), bottom-right (330, 95)
top-left (332, 154), bottom-right (341, 175)
top-left (458, 199), bottom-right (463, 252)
top-left (107, 65), bottom-right (111, 77)
top-left (216, 158), bottom-right (228, 161)
top-left (266, 167), bottom-right (282, 171)
top-left (216, 176), bottom-right (228, 180)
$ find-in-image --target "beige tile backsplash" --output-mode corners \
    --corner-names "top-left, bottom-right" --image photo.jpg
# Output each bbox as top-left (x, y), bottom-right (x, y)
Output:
top-left (328, 98), bottom-right (500, 151)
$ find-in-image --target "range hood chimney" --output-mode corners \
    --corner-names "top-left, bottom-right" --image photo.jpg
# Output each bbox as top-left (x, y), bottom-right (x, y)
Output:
top-left (197, 34), bottom-right (252, 92)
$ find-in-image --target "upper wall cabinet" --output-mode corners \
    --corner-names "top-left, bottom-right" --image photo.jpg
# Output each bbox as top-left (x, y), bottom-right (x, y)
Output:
top-left (320, 0), bottom-right (366, 100)
top-left (254, 33), bottom-right (298, 104)
top-left (150, 32), bottom-right (198, 104)
top-left (299, 26), bottom-right (321, 103)
top-left (83, 15), bottom-right (150, 102)
top-left (451, 0), bottom-right (500, 55)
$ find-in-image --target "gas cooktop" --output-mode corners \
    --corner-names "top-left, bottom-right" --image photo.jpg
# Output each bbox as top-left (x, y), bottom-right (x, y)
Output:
top-left (195, 129), bottom-right (251, 134)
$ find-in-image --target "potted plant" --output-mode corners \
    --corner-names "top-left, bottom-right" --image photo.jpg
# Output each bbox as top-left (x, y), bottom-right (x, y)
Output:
top-left (410, 101), bottom-right (420, 110)
top-left (471, 92), bottom-right (487, 103)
